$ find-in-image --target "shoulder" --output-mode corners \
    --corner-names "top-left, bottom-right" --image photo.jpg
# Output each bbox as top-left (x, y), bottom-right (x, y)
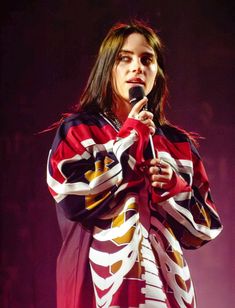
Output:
top-left (159, 124), bottom-right (201, 159)
top-left (58, 111), bottom-right (108, 137)
top-left (51, 111), bottom-right (107, 151)
top-left (63, 111), bottom-right (106, 128)
top-left (159, 124), bottom-right (190, 142)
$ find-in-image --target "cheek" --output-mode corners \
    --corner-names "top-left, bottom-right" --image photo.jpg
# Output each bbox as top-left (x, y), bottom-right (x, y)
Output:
top-left (150, 67), bottom-right (158, 84)
top-left (113, 67), bottom-right (124, 92)
top-left (148, 68), bottom-right (157, 81)
top-left (145, 69), bottom-right (158, 94)
top-left (151, 65), bottom-right (158, 78)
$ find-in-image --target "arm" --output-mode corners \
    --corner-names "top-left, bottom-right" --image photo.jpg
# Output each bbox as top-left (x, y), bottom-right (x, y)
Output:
top-left (150, 140), bottom-right (222, 249)
top-left (47, 114), bottom-right (150, 223)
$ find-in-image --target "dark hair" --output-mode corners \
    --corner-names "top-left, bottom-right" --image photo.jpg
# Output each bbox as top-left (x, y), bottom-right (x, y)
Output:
top-left (41, 20), bottom-right (199, 145)
top-left (77, 20), bottom-right (168, 125)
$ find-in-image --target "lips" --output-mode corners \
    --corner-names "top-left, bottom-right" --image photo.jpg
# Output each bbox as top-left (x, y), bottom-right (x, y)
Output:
top-left (127, 77), bottom-right (145, 85)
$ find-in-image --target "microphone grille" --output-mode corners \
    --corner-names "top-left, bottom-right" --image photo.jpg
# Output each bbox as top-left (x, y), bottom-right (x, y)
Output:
top-left (129, 86), bottom-right (145, 106)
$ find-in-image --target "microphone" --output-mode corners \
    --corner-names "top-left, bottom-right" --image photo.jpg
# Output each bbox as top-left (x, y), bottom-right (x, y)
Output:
top-left (129, 86), bottom-right (145, 107)
top-left (128, 86), bottom-right (156, 159)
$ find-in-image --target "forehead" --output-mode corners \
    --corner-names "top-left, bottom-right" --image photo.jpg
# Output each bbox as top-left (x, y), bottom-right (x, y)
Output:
top-left (121, 32), bottom-right (154, 54)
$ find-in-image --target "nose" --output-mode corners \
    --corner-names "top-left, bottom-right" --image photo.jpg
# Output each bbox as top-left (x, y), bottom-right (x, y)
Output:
top-left (131, 57), bottom-right (143, 73)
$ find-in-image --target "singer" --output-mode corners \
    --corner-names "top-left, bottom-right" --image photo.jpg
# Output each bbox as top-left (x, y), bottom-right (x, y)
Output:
top-left (47, 20), bottom-right (222, 308)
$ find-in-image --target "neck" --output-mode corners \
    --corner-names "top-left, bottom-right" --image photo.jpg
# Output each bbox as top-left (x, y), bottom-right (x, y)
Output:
top-left (112, 97), bottom-right (131, 124)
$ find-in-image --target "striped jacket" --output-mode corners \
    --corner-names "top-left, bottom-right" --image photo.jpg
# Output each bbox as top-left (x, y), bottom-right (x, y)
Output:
top-left (47, 111), bottom-right (222, 308)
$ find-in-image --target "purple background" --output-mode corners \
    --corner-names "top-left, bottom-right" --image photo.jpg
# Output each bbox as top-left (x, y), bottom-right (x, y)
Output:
top-left (1, 1), bottom-right (234, 307)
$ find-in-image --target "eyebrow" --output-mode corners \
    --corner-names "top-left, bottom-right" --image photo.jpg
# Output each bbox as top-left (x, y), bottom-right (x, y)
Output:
top-left (119, 49), bottom-right (155, 56)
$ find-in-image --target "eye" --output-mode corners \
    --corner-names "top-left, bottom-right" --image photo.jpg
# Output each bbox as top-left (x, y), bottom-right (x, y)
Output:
top-left (117, 54), bottom-right (131, 62)
top-left (141, 55), bottom-right (154, 66)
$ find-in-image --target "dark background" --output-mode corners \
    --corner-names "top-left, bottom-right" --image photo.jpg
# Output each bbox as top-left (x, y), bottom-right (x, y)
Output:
top-left (1, 0), bottom-right (234, 307)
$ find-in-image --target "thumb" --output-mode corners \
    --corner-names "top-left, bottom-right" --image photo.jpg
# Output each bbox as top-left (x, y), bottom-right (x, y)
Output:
top-left (128, 97), bottom-right (148, 118)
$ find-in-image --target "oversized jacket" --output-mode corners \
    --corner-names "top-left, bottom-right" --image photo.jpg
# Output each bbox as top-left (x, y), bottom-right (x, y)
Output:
top-left (47, 111), bottom-right (222, 308)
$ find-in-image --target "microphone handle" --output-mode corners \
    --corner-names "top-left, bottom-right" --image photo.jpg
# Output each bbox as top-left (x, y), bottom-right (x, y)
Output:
top-left (149, 134), bottom-right (156, 159)
top-left (142, 105), bottom-right (156, 159)
top-left (129, 86), bottom-right (156, 159)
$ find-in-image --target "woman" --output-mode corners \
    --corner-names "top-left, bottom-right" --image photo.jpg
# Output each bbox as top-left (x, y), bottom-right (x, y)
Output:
top-left (47, 20), bottom-right (222, 308)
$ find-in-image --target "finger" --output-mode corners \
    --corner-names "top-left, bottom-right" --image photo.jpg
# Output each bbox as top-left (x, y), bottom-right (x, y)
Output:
top-left (149, 125), bottom-right (156, 135)
top-left (140, 119), bottom-right (155, 129)
top-left (149, 158), bottom-right (170, 170)
top-left (148, 166), bottom-right (159, 175)
top-left (149, 165), bottom-right (167, 175)
top-left (128, 97), bottom-right (148, 118)
top-left (149, 166), bottom-right (173, 182)
top-left (152, 181), bottom-right (165, 189)
top-left (151, 171), bottom-right (171, 184)
top-left (138, 110), bottom-right (153, 121)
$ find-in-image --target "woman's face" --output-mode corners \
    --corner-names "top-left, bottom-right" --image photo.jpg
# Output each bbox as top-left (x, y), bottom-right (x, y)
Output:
top-left (112, 32), bottom-right (158, 102)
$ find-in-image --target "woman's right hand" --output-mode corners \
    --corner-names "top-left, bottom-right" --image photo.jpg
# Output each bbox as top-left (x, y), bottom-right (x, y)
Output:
top-left (128, 97), bottom-right (156, 135)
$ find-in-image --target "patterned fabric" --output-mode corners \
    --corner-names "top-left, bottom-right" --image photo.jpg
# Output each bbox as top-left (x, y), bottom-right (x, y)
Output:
top-left (47, 111), bottom-right (222, 308)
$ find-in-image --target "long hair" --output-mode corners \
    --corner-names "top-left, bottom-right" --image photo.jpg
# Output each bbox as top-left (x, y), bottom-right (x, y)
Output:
top-left (42, 20), bottom-right (199, 145)
top-left (77, 20), bottom-right (168, 125)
